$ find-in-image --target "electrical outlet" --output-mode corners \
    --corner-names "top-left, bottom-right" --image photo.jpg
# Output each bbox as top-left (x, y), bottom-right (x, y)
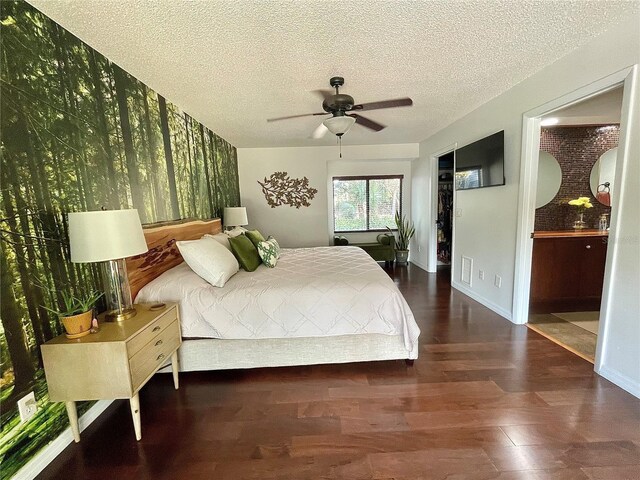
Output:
top-left (18, 391), bottom-right (37, 423)
top-left (418, 245), bottom-right (422, 253)
top-left (455, 208), bottom-right (463, 217)
top-left (479, 270), bottom-right (485, 280)
top-left (494, 274), bottom-right (502, 288)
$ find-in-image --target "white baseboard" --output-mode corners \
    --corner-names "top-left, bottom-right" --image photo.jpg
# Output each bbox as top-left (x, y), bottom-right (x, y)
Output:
top-left (596, 364), bottom-right (640, 399)
top-left (15, 400), bottom-right (113, 480)
top-left (409, 259), bottom-right (429, 271)
top-left (451, 280), bottom-right (512, 322)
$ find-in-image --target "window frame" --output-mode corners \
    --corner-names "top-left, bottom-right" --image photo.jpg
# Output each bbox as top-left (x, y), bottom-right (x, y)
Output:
top-left (332, 174), bottom-right (404, 233)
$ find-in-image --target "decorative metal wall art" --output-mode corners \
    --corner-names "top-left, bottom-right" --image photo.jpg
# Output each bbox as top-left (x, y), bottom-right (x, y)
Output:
top-left (258, 172), bottom-right (318, 208)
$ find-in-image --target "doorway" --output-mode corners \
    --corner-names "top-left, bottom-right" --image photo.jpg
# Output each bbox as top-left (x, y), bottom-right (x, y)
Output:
top-left (526, 87), bottom-right (622, 362)
top-left (428, 145), bottom-right (457, 275)
top-left (436, 152), bottom-right (454, 270)
top-left (512, 67), bottom-right (636, 373)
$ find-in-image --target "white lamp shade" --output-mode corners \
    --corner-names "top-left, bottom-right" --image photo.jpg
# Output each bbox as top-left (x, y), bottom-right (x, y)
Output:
top-left (323, 116), bottom-right (356, 136)
top-left (223, 207), bottom-right (248, 227)
top-left (68, 209), bottom-right (148, 263)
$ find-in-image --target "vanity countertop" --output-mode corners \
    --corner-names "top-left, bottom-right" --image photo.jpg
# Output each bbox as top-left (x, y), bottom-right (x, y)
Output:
top-left (532, 229), bottom-right (609, 239)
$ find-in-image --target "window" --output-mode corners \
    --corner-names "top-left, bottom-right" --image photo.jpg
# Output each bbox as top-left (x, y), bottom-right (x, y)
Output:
top-left (333, 175), bottom-right (403, 232)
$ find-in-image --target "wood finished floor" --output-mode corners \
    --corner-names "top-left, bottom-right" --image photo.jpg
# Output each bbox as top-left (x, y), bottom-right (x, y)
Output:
top-left (36, 265), bottom-right (640, 480)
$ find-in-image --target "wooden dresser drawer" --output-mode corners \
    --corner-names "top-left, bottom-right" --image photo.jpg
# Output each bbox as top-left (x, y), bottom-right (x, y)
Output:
top-left (129, 320), bottom-right (181, 391)
top-left (127, 307), bottom-right (177, 359)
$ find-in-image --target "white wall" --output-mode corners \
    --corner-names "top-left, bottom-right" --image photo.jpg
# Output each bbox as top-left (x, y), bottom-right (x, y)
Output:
top-left (597, 68), bottom-right (640, 397)
top-left (238, 144), bottom-right (418, 247)
top-left (412, 15), bottom-right (640, 396)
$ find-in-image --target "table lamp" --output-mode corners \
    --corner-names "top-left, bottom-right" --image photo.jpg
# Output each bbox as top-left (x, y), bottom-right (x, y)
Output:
top-left (223, 207), bottom-right (248, 232)
top-left (68, 209), bottom-right (148, 322)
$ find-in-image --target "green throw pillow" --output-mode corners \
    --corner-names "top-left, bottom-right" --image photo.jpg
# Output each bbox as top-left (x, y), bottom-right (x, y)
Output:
top-left (228, 234), bottom-right (262, 272)
top-left (257, 239), bottom-right (279, 268)
top-left (245, 230), bottom-right (266, 248)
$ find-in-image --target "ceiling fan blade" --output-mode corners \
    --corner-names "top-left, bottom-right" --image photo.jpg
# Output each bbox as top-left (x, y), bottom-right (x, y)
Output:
top-left (312, 89), bottom-right (334, 101)
top-left (311, 123), bottom-right (328, 139)
top-left (349, 113), bottom-right (386, 132)
top-left (267, 112), bottom-right (327, 122)
top-left (351, 97), bottom-right (413, 112)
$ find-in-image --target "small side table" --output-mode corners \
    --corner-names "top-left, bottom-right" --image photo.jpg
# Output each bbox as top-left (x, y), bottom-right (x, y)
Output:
top-left (41, 303), bottom-right (181, 442)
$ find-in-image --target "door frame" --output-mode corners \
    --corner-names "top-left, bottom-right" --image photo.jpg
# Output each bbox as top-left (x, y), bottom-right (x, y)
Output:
top-left (512, 66), bottom-right (637, 368)
top-left (428, 144), bottom-right (457, 273)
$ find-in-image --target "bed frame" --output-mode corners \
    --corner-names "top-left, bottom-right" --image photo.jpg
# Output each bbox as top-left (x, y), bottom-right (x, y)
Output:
top-left (127, 219), bottom-right (417, 372)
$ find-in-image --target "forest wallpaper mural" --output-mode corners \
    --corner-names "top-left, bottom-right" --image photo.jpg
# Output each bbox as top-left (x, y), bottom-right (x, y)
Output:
top-left (0, 2), bottom-right (240, 477)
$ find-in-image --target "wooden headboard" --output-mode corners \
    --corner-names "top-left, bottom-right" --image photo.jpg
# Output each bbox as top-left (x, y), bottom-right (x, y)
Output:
top-left (126, 218), bottom-right (222, 300)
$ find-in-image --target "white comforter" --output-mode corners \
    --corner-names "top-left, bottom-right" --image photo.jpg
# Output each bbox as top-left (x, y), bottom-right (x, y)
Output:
top-left (136, 246), bottom-right (420, 352)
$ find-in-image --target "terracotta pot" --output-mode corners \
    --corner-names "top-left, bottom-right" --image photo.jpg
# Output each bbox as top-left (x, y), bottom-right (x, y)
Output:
top-left (61, 310), bottom-right (92, 339)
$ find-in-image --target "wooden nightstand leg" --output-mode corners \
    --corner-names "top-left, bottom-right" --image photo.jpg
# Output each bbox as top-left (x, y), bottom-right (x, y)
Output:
top-left (129, 394), bottom-right (142, 441)
top-left (171, 350), bottom-right (179, 390)
top-left (65, 401), bottom-right (81, 443)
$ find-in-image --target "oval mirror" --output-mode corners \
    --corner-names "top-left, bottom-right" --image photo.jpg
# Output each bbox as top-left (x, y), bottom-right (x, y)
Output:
top-left (590, 147), bottom-right (617, 207)
top-left (536, 151), bottom-right (562, 208)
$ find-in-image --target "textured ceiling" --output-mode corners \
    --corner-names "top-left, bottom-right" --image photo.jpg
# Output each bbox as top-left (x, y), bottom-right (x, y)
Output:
top-left (27, 0), bottom-right (638, 148)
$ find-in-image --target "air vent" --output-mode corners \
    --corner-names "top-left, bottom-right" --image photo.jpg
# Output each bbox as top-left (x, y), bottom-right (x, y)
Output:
top-left (461, 256), bottom-right (473, 286)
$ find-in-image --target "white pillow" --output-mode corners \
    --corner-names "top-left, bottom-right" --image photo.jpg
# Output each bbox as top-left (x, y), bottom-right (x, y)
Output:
top-left (204, 233), bottom-right (232, 251)
top-left (176, 237), bottom-right (239, 287)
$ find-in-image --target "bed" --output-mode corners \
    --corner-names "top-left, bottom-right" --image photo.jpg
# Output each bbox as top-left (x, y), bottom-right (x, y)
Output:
top-left (126, 218), bottom-right (420, 372)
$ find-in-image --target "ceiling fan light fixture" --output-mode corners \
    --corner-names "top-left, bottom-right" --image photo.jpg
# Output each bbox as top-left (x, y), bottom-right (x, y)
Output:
top-left (323, 115), bottom-right (356, 136)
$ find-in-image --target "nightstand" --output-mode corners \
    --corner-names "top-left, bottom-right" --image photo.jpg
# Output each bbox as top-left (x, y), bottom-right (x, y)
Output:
top-left (41, 303), bottom-right (181, 442)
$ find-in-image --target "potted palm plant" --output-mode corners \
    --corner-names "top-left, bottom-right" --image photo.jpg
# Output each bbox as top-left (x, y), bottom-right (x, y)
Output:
top-left (44, 290), bottom-right (103, 339)
top-left (388, 211), bottom-right (415, 265)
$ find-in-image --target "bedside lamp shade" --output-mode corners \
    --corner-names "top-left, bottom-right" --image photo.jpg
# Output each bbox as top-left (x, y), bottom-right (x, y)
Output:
top-left (68, 209), bottom-right (148, 262)
top-left (223, 207), bottom-right (248, 228)
top-left (68, 209), bottom-right (148, 322)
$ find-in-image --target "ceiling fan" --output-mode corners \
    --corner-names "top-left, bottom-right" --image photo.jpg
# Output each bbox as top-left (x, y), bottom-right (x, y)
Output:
top-left (267, 76), bottom-right (413, 139)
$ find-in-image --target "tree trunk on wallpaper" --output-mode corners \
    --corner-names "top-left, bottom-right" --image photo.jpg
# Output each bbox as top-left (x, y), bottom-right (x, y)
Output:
top-left (190, 117), bottom-right (201, 214)
top-left (184, 114), bottom-right (198, 215)
top-left (1, 166), bottom-right (45, 350)
top-left (141, 84), bottom-right (167, 220)
top-left (89, 50), bottom-right (120, 209)
top-left (136, 102), bottom-right (156, 221)
top-left (1, 246), bottom-right (36, 404)
top-left (3, 208), bottom-right (47, 351)
top-left (53, 24), bottom-right (89, 212)
top-left (113, 64), bottom-right (147, 222)
top-left (158, 94), bottom-right (180, 219)
top-left (16, 110), bottom-right (67, 314)
top-left (199, 123), bottom-right (215, 216)
top-left (208, 130), bottom-right (222, 216)
top-left (11, 179), bottom-right (54, 341)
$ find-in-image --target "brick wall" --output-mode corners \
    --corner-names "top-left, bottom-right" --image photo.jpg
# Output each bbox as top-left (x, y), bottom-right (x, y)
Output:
top-left (535, 125), bottom-right (618, 231)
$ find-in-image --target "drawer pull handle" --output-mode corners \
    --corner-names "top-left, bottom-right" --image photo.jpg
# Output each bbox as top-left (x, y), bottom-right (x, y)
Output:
top-left (586, 245), bottom-right (591, 249)
top-left (155, 339), bottom-right (163, 347)
top-left (152, 326), bottom-right (161, 332)
top-left (156, 353), bottom-right (165, 361)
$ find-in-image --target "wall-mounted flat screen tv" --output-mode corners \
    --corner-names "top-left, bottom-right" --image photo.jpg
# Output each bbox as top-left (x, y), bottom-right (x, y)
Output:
top-left (455, 130), bottom-right (505, 190)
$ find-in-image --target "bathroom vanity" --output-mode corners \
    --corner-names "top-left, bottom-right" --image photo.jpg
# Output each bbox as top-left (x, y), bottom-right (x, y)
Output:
top-left (530, 230), bottom-right (608, 312)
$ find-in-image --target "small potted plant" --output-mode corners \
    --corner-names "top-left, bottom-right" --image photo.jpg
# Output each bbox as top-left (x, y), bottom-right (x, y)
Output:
top-left (568, 196), bottom-right (593, 229)
top-left (44, 290), bottom-right (103, 339)
top-left (388, 211), bottom-right (416, 265)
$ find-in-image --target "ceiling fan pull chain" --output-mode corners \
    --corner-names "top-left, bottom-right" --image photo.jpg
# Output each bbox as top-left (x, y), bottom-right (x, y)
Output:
top-left (338, 135), bottom-right (342, 158)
